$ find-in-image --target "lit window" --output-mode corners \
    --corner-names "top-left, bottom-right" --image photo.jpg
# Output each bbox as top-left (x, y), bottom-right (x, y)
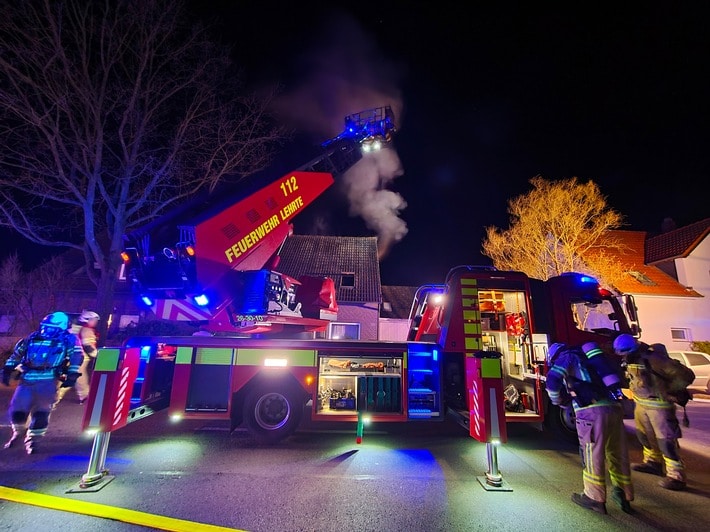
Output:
top-left (328, 322), bottom-right (360, 339)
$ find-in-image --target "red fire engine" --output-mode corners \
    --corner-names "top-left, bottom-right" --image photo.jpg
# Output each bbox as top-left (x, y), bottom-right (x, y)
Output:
top-left (84, 107), bottom-right (640, 451)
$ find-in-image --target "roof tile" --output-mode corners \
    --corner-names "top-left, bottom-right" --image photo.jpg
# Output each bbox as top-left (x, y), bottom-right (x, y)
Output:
top-left (600, 230), bottom-right (701, 297)
top-left (646, 218), bottom-right (710, 263)
top-left (278, 235), bottom-right (381, 303)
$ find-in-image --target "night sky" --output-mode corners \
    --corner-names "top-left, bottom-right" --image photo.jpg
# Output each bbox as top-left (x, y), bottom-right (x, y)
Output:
top-left (4, 2), bottom-right (709, 286)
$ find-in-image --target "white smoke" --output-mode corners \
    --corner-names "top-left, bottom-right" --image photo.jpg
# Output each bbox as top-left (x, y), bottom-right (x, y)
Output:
top-left (342, 148), bottom-right (407, 259)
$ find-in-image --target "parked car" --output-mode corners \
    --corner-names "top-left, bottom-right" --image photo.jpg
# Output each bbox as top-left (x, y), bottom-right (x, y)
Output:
top-left (668, 351), bottom-right (710, 393)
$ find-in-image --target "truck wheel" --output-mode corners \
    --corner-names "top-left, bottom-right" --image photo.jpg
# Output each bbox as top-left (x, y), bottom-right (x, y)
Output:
top-left (546, 403), bottom-right (579, 444)
top-left (243, 386), bottom-right (303, 444)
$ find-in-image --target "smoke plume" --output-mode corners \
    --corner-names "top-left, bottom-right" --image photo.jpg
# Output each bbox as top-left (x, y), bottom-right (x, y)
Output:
top-left (267, 8), bottom-right (408, 258)
top-left (342, 149), bottom-right (407, 259)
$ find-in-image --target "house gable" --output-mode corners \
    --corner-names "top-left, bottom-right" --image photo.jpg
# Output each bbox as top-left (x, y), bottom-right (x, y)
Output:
top-left (277, 235), bottom-right (381, 304)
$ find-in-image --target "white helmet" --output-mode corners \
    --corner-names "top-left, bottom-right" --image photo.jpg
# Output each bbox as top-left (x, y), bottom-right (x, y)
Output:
top-left (40, 311), bottom-right (70, 336)
top-left (613, 334), bottom-right (637, 355)
top-left (79, 310), bottom-right (100, 323)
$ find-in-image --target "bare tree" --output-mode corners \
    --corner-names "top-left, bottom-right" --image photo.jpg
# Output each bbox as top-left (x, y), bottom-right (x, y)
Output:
top-left (482, 176), bottom-right (628, 290)
top-left (0, 253), bottom-right (68, 340)
top-left (0, 0), bottom-right (289, 335)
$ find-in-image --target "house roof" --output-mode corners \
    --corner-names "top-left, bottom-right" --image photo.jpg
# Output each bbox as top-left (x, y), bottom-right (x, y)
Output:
top-left (602, 230), bottom-right (702, 297)
top-left (381, 285), bottom-right (419, 319)
top-left (645, 217), bottom-right (710, 263)
top-left (278, 235), bottom-right (381, 303)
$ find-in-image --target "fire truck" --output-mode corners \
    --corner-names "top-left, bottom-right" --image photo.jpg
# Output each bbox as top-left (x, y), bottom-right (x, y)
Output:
top-left (86, 108), bottom-right (640, 446)
top-left (88, 266), bottom-right (639, 445)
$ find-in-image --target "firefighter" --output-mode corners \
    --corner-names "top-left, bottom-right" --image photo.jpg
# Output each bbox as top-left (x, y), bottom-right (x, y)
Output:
top-left (2, 312), bottom-right (84, 454)
top-left (545, 342), bottom-right (633, 514)
top-left (55, 310), bottom-right (100, 406)
top-left (613, 334), bottom-right (692, 491)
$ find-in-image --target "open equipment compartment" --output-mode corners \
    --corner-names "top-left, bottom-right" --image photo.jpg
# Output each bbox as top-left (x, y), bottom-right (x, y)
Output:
top-left (315, 349), bottom-right (404, 416)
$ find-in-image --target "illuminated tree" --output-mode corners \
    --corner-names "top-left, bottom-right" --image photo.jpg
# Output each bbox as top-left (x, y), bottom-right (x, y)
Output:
top-left (482, 176), bottom-right (628, 290)
top-left (0, 0), bottom-right (289, 334)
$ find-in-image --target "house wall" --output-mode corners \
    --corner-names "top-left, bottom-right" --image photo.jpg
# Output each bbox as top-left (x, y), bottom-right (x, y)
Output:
top-left (378, 318), bottom-right (410, 341)
top-left (621, 232), bottom-right (709, 351)
top-left (337, 302), bottom-right (379, 340)
top-left (634, 295), bottom-right (702, 350)
top-left (673, 235), bottom-right (710, 345)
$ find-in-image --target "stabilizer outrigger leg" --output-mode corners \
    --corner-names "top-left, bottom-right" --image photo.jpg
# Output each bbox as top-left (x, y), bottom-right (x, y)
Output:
top-left (66, 431), bottom-right (115, 493)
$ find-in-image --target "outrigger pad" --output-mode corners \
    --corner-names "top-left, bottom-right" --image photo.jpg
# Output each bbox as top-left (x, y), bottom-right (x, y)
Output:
top-left (65, 475), bottom-right (115, 493)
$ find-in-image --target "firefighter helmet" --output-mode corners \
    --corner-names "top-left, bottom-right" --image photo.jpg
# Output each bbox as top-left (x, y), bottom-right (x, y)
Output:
top-left (79, 310), bottom-right (100, 323)
top-left (547, 343), bottom-right (565, 366)
top-left (40, 312), bottom-right (70, 336)
top-left (613, 334), bottom-right (638, 355)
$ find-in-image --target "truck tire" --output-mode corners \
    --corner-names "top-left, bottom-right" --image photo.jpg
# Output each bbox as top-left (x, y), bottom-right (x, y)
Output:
top-left (545, 403), bottom-right (579, 444)
top-left (243, 385), bottom-right (303, 444)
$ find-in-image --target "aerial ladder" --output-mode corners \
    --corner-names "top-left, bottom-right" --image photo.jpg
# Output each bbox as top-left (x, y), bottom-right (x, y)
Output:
top-left (121, 106), bottom-right (396, 336)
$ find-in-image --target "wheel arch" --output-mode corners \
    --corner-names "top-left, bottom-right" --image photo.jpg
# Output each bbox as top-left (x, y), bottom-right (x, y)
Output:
top-left (230, 370), bottom-right (310, 435)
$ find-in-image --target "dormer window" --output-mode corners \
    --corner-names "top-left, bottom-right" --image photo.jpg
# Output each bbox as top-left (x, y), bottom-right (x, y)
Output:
top-left (341, 272), bottom-right (355, 289)
top-left (628, 270), bottom-right (656, 286)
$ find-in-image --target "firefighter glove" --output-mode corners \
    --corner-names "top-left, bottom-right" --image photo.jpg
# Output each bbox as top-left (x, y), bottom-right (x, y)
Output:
top-left (61, 372), bottom-right (81, 388)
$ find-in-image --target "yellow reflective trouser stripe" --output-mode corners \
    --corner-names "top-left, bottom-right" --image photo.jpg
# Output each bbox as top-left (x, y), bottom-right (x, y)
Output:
top-left (582, 470), bottom-right (607, 489)
top-left (609, 470), bottom-right (632, 486)
top-left (0, 485), bottom-right (243, 532)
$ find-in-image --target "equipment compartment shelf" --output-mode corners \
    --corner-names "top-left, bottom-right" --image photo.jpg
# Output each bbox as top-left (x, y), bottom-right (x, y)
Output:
top-left (316, 355), bottom-right (403, 415)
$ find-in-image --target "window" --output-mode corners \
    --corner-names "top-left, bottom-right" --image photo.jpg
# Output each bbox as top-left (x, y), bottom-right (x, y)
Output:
top-left (686, 352), bottom-right (710, 367)
top-left (341, 273), bottom-right (355, 289)
top-left (328, 322), bottom-right (360, 340)
top-left (571, 300), bottom-right (617, 334)
top-left (670, 328), bottom-right (691, 341)
top-left (119, 314), bottom-right (140, 330)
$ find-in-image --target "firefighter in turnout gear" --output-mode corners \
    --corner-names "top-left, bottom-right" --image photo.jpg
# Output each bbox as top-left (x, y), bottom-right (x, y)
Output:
top-left (2, 312), bottom-right (84, 454)
top-left (545, 342), bottom-right (634, 514)
top-left (55, 310), bottom-right (100, 406)
top-left (613, 334), bottom-right (694, 491)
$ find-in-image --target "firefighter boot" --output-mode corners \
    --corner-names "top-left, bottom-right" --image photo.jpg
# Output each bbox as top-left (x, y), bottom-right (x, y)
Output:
top-left (631, 461), bottom-right (663, 476)
top-left (611, 487), bottom-right (632, 513)
top-left (571, 493), bottom-right (607, 515)
top-left (659, 477), bottom-right (686, 491)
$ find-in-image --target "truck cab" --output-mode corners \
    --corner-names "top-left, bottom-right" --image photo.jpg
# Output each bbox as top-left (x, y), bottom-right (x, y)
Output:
top-left (407, 266), bottom-right (639, 440)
